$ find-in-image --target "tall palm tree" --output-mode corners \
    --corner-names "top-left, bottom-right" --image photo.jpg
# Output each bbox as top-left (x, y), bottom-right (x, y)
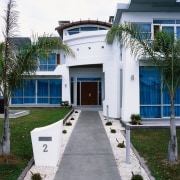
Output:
top-left (0, 0), bottom-right (74, 155)
top-left (106, 22), bottom-right (180, 162)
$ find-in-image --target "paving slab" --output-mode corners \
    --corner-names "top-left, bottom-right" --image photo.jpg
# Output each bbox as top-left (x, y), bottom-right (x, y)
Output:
top-left (54, 111), bottom-right (121, 180)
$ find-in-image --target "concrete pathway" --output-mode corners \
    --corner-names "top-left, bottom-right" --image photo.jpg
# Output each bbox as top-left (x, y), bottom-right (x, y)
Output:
top-left (54, 111), bottom-right (121, 180)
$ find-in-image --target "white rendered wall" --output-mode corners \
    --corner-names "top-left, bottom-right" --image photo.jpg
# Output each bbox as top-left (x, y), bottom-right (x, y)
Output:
top-left (64, 31), bottom-right (112, 67)
top-left (103, 61), bottom-right (121, 119)
top-left (103, 39), bottom-right (121, 119)
top-left (118, 11), bottom-right (180, 121)
top-left (56, 65), bottom-right (71, 103)
top-left (121, 48), bottom-right (140, 122)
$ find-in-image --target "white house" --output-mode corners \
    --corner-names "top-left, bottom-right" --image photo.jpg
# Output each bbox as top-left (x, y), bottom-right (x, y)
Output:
top-left (10, 0), bottom-right (180, 122)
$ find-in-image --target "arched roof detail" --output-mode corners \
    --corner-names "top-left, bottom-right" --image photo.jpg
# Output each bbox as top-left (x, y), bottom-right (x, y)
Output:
top-left (55, 20), bottom-right (112, 38)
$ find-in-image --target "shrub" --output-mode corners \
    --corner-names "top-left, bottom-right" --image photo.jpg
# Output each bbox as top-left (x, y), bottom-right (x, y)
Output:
top-left (62, 129), bottom-right (67, 134)
top-left (31, 172), bottom-right (42, 180)
top-left (131, 172), bottom-right (143, 180)
top-left (65, 121), bottom-right (72, 126)
top-left (130, 114), bottom-right (142, 125)
top-left (61, 101), bottom-right (69, 107)
top-left (110, 128), bottom-right (116, 133)
top-left (105, 121), bottom-right (112, 126)
top-left (116, 138), bottom-right (125, 148)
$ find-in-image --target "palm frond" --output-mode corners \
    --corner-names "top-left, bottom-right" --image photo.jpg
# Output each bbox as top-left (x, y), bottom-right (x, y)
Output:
top-left (2, 0), bottom-right (19, 41)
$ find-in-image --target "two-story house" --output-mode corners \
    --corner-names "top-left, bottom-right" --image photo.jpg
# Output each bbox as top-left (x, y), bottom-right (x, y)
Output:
top-left (10, 0), bottom-right (180, 122)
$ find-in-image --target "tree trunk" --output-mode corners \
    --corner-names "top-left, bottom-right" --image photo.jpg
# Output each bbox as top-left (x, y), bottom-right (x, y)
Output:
top-left (1, 98), bottom-right (10, 155)
top-left (167, 96), bottom-right (178, 162)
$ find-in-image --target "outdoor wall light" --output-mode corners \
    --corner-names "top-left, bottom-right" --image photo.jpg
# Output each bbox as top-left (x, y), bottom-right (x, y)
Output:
top-left (131, 75), bottom-right (134, 80)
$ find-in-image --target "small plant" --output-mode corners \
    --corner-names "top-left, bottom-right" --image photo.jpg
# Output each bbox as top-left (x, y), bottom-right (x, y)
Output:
top-left (131, 172), bottom-right (143, 180)
top-left (62, 129), bottom-right (67, 134)
top-left (75, 110), bottom-right (78, 113)
top-left (105, 121), bottom-right (112, 126)
top-left (130, 114), bottom-right (142, 125)
top-left (110, 128), bottom-right (116, 133)
top-left (31, 172), bottom-right (42, 180)
top-left (61, 101), bottom-right (69, 107)
top-left (116, 138), bottom-right (125, 148)
top-left (70, 117), bottom-right (74, 120)
top-left (65, 121), bottom-right (72, 126)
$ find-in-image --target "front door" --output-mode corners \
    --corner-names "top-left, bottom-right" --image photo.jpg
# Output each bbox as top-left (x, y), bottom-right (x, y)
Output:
top-left (80, 82), bottom-right (98, 105)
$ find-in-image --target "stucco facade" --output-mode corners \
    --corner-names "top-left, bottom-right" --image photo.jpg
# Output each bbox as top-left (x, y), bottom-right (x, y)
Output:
top-left (10, 0), bottom-right (180, 122)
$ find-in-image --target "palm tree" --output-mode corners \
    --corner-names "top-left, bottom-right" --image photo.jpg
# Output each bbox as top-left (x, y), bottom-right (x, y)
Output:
top-left (106, 22), bottom-right (180, 162)
top-left (0, 0), bottom-right (74, 155)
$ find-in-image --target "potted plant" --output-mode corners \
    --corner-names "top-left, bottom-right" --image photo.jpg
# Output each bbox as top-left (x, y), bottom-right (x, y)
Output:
top-left (61, 101), bottom-right (69, 107)
top-left (130, 114), bottom-right (142, 125)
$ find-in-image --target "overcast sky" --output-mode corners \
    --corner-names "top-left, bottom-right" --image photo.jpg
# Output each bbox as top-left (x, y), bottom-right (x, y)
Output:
top-left (0, 0), bottom-right (129, 40)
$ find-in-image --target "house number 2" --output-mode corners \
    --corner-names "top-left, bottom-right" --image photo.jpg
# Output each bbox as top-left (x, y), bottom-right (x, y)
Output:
top-left (43, 144), bottom-right (48, 152)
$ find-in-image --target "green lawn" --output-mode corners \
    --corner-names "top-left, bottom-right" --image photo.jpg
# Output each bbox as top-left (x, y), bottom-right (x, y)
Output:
top-left (0, 107), bottom-right (71, 180)
top-left (1, 109), bottom-right (180, 180)
top-left (131, 129), bottom-right (180, 180)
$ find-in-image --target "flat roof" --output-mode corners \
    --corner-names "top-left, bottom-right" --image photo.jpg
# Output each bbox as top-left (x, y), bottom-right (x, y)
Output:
top-left (114, 0), bottom-right (180, 25)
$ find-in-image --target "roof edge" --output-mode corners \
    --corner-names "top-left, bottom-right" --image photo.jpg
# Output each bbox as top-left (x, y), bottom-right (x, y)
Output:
top-left (55, 20), bottom-right (112, 38)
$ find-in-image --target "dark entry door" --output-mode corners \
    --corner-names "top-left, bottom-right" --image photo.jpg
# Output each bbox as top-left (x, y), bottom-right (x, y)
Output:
top-left (81, 82), bottom-right (98, 105)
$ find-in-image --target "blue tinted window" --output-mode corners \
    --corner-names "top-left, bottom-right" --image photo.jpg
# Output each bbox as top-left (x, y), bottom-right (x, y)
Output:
top-left (175, 87), bottom-right (180, 104)
top-left (24, 80), bottom-right (36, 96)
top-left (40, 58), bottom-right (46, 64)
top-left (48, 53), bottom-right (56, 64)
top-left (140, 67), bottom-right (180, 118)
top-left (11, 98), bottom-right (23, 104)
top-left (68, 26), bottom-right (108, 35)
top-left (176, 20), bottom-right (180, 24)
top-left (50, 79), bottom-right (61, 96)
top-left (11, 79), bottom-right (62, 105)
top-left (140, 106), bottom-right (161, 118)
top-left (68, 28), bottom-right (79, 35)
top-left (37, 98), bottom-right (48, 103)
top-left (37, 80), bottom-right (48, 96)
top-left (132, 23), bottom-right (151, 39)
top-left (162, 26), bottom-right (174, 34)
top-left (99, 27), bottom-right (106, 30)
top-left (81, 26), bottom-right (98, 31)
top-left (12, 86), bottom-right (23, 96)
top-left (177, 27), bottom-right (180, 39)
top-left (153, 20), bottom-right (175, 24)
top-left (140, 67), bottom-right (161, 105)
top-left (162, 106), bottom-right (180, 117)
top-left (136, 24), bottom-right (151, 32)
top-left (39, 53), bottom-right (56, 71)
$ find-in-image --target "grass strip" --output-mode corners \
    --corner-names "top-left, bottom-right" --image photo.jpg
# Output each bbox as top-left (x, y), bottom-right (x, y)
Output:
top-left (131, 129), bottom-right (180, 180)
top-left (0, 107), bottom-right (71, 180)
